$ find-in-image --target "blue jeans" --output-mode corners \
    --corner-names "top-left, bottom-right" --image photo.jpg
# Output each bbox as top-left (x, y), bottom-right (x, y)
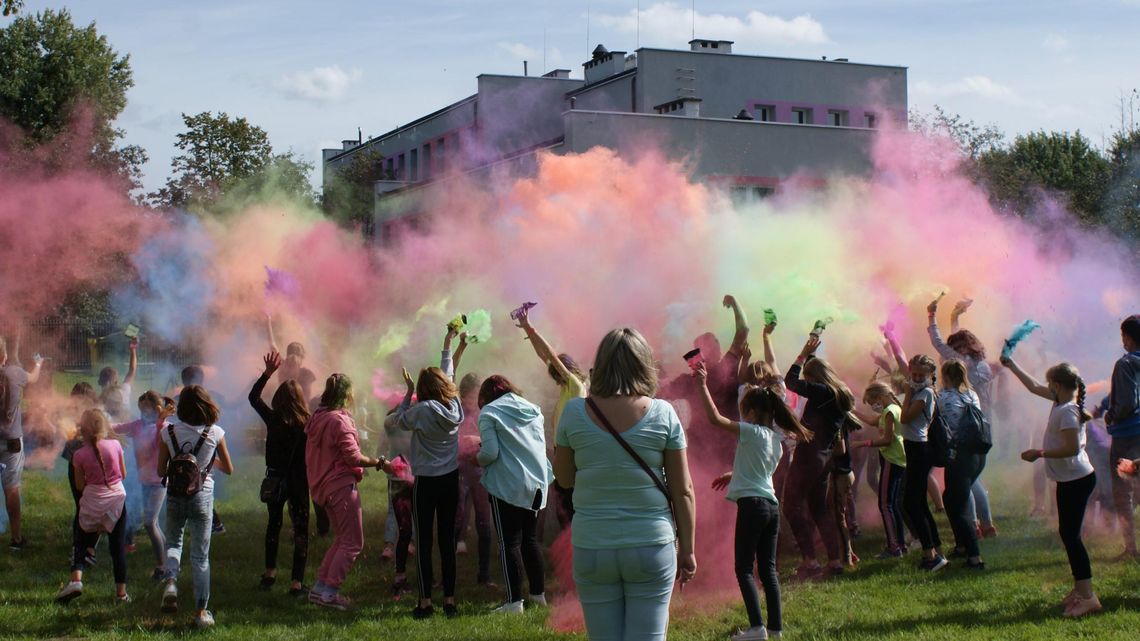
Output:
top-left (967, 479), bottom-right (993, 525)
top-left (574, 543), bottom-right (676, 641)
top-left (141, 483), bottom-right (167, 567)
top-left (164, 490), bottom-right (214, 609)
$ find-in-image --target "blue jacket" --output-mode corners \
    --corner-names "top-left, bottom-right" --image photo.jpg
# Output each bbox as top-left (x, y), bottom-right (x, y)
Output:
top-left (477, 393), bottom-right (554, 510)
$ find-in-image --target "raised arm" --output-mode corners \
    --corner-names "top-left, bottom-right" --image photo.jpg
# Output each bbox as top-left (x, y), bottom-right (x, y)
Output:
top-left (884, 328), bottom-right (909, 376)
top-left (737, 343), bottom-right (753, 385)
top-left (762, 320), bottom-right (778, 371)
top-left (26, 354), bottom-right (43, 384)
top-left (695, 364), bottom-right (740, 435)
top-left (785, 336), bottom-right (826, 399)
top-left (723, 294), bottom-right (750, 355)
top-left (248, 351), bottom-right (280, 423)
top-left (950, 298), bottom-right (972, 334)
top-left (926, 298), bottom-right (959, 362)
top-left (266, 313), bottom-right (280, 353)
top-left (516, 307), bottom-right (576, 384)
top-left (124, 339), bottom-right (138, 386)
top-left (452, 332), bottom-right (469, 377)
top-left (1000, 357), bottom-right (1053, 400)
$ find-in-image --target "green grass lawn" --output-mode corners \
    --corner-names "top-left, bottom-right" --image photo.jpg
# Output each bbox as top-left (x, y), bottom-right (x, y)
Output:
top-left (4, 464), bottom-right (1140, 640)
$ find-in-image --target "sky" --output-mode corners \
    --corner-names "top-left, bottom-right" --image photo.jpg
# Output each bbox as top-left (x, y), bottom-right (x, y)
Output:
top-left (7, 0), bottom-right (1139, 194)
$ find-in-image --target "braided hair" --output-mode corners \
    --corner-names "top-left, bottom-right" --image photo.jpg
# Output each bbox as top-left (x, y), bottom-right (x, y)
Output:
top-left (1046, 362), bottom-right (1092, 424)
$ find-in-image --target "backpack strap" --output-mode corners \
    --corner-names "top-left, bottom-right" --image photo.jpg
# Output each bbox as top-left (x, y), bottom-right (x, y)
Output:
top-left (162, 424), bottom-right (180, 488)
top-left (194, 427), bottom-right (217, 477)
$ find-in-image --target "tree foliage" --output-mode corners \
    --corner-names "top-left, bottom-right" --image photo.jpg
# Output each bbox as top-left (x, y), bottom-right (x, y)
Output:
top-left (909, 104), bottom-right (1005, 159)
top-left (0, 8), bottom-right (145, 189)
top-left (321, 146), bottom-right (389, 229)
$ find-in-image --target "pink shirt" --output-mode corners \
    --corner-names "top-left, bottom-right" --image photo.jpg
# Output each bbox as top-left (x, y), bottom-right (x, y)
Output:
top-left (304, 408), bottom-right (364, 505)
top-left (114, 419), bottom-right (163, 485)
top-left (73, 439), bottom-right (125, 486)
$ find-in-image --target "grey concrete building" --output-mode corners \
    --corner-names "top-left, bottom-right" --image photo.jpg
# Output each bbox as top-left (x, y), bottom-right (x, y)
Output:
top-left (322, 38), bottom-right (906, 237)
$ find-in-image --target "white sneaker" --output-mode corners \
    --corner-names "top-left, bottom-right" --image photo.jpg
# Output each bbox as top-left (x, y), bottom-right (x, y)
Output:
top-left (161, 581), bottom-right (178, 613)
top-left (493, 600), bottom-right (524, 614)
top-left (195, 610), bottom-right (216, 628)
top-left (529, 593), bottom-right (548, 607)
top-left (55, 581), bottom-right (83, 604)
top-left (768, 631), bottom-right (782, 640)
top-left (456, 540), bottom-right (468, 555)
top-left (730, 627), bottom-right (768, 641)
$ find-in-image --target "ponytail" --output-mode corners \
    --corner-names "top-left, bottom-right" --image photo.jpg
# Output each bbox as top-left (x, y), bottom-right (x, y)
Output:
top-left (1077, 377), bottom-right (1092, 424)
top-left (768, 388), bottom-right (814, 443)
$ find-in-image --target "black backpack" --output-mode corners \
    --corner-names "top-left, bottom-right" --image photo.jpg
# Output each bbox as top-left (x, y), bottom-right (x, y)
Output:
top-left (928, 409), bottom-right (953, 467)
top-left (164, 425), bottom-right (215, 498)
top-left (954, 403), bottom-right (993, 455)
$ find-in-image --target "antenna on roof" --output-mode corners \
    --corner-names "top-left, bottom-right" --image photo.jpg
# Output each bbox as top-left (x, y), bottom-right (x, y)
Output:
top-left (636, 0), bottom-right (640, 48)
top-left (357, 127), bottom-right (362, 144)
top-left (543, 27), bottom-right (547, 72)
top-left (691, 0), bottom-right (695, 41)
top-left (586, 4), bottom-right (591, 58)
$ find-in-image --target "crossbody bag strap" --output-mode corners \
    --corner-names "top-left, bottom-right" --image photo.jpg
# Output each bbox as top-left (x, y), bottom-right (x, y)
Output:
top-left (585, 397), bottom-right (675, 514)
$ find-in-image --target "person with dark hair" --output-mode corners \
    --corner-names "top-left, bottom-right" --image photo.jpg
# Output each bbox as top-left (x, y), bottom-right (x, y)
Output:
top-left (177, 365), bottom-right (227, 536)
top-left (112, 391), bottom-right (171, 580)
top-left (928, 297), bottom-right (998, 539)
top-left (250, 351), bottom-right (312, 596)
top-left (515, 306), bottom-right (586, 532)
top-left (394, 357), bottom-right (464, 619)
top-left (54, 409), bottom-right (130, 604)
top-left (936, 360), bottom-right (986, 569)
top-left (1, 336), bottom-right (42, 551)
top-left (783, 335), bottom-right (855, 579)
top-left (474, 374), bottom-right (553, 613)
top-left (1107, 314), bottom-right (1140, 558)
top-left (698, 362), bottom-right (813, 641)
top-left (1003, 357), bottom-right (1100, 617)
top-left (266, 314), bottom-right (318, 402)
top-left (157, 385), bottom-right (235, 629)
top-left (304, 373), bottom-right (389, 611)
top-left (99, 339), bottom-right (138, 422)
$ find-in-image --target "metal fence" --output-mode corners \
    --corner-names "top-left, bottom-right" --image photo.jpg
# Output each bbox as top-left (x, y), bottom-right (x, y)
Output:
top-left (0, 319), bottom-right (197, 377)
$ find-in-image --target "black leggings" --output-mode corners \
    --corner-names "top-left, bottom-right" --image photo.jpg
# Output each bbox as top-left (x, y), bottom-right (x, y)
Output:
top-left (390, 483), bottom-right (414, 574)
top-left (490, 493), bottom-right (545, 603)
top-left (878, 455), bottom-right (906, 550)
top-left (412, 470), bottom-right (460, 600)
top-left (265, 475), bottom-right (310, 583)
top-left (72, 504), bottom-right (128, 584)
top-left (782, 442), bottom-right (839, 562)
top-left (943, 452), bottom-right (986, 558)
top-left (903, 440), bottom-right (942, 551)
top-left (735, 496), bottom-right (781, 632)
top-left (1058, 473), bottom-right (1096, 581)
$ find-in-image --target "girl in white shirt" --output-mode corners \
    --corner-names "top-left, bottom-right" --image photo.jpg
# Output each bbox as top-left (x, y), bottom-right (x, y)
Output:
top-left (1002, 357), bottom-right (1099, 618)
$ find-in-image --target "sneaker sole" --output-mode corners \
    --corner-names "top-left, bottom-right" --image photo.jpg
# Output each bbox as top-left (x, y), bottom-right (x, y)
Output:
top-left (928, 559), bottom-right (949, 573)
top-left (315, 601), bottom-right (349, 611)
top-left (161, 594), bottom-right (178, 613)
top-left (55, 590), bottom-right (83, 604)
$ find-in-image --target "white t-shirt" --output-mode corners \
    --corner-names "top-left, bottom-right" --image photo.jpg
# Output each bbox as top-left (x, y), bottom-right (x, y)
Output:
top-left (1042, 402), bottom-right (1094, 482)
top-left (160, 422), bottom-right (225, 493)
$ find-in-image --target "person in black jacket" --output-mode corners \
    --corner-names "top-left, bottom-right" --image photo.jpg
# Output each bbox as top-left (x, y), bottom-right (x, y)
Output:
top-left (783, 335), bottom-right (855, 579)
top-left (250, 351), bottom-right (312, 596)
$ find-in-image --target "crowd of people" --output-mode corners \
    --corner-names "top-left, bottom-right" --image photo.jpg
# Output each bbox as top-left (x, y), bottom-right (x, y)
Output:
top-left (1, 302), bottom-right (1138, 640)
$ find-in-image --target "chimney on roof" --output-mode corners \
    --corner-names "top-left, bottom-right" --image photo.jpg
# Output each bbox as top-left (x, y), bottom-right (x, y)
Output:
top-left (689, 39), bottom-right (733, 53)
top-left (542, 69), bottom-right (571, 79)
top-left (582, 44), bottom-right (626, 85)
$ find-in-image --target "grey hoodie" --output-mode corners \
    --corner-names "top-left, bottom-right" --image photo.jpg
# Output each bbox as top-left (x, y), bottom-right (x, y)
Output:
top-left (396, 396), bottom-right (464, 477)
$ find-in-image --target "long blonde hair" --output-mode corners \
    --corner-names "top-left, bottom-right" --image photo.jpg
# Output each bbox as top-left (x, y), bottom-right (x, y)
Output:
top-left (78, 408), bottom-right (111, 483)
top-left (940, 360), bottom-right (973, 393)
top-left (802, 357), bottom-right (855, 412)
top-left (863, 381), bottom-right (900, 408)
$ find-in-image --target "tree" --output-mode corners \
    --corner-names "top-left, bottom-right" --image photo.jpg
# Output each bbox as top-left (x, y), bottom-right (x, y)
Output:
top-left (149, 111), bottom-right (273, 209)
top-left (0, 8), bottom-right (144, 188)
top-left (226, 150), bottom-right (318, 209)
top-left (321, 146), bottom-right (389, 227)
top-left (976, 131), bottom-right (1110, 224)
top-left (1102, 99), bottom-right (1140, 242)
top-left (909, 105), bottom-right (1005, 159)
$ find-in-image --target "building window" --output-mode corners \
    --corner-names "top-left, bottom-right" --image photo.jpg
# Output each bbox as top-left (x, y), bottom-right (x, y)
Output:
top-left (397, 153), bottom-right (406, 180)
top-left (730, 185), bottom-right (775, 205)
top-left (752, 186), bottom-right (774, 200)
top-left (864, 113), bottom-right (877, 128)
top-left (410, 148), bottom-right (418, 181)
top-left (437, 137), bottom-right (446, 172)
top-left (386, 158), bottom-right (395, 179)
top-left (756, 105), bottom-right (775, 122)
top-left (828, 110), bottom-right (849, 127)
top-left (792, 108), bottom-right (812, 124)
top-left (422, 143), bottom-right (432, 180)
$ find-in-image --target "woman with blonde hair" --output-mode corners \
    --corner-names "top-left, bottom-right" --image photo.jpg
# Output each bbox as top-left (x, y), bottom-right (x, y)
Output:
top-left (783, 335), bottom-right (854, 579)
top-left (936, 360), bottom-right (985, 569)
top-left (54, 409), bottom-right (130, 603)
top-left (554, 328), bottom-right (696, 641)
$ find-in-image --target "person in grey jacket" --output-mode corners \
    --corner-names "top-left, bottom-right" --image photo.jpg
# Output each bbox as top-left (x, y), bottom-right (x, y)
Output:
top-left (472, 375), bottom-right (554, 614)
top-left (395, 360), bottom-right (464, 620)
top-left (1107, 314), bottom-right (1140, 558)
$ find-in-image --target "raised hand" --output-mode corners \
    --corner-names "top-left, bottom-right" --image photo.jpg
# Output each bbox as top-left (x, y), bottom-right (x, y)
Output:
top-left (402, 367), bottom-right (415, 391)
top-left (263, 350), bottom-right (282, 376)
top-left (711, 471), bottom-right (733, 491)
top-left (800, 336), bottom-right (821, 359)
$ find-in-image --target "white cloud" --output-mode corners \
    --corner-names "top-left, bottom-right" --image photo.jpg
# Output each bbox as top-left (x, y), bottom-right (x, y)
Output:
top-left (1043, 33), bottom-right (1069, 52)
top-left (498, 42), bottom-right (541, 60)
top-left (596, 2), bottom-right (828, 49)
top-left (913, 75), bottom-right (1023, 105)
top-left (273, 65), bottom-right (362, 103)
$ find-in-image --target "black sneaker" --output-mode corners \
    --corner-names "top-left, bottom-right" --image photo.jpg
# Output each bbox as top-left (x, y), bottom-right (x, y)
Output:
top-left (289, 584), bottom-right (310, 598)
top-left (412, 605), bottom-right (434, 619)
top-left (9, 537), bottom-right (28, 552)
top-left (392, 578), bottom-right (410, 599)
top-left (920, 556), bottom-right (949, 573)
top-left (947, 548), bottom-right (967, 560)
top-left (964, 560), bottom-right (985, 570)
top-left (212, 521), bottom-right (226, 535)
top-left (443, 603), bottom-right (459, 618)
top-left (259, 575), bottom-right (276, 591)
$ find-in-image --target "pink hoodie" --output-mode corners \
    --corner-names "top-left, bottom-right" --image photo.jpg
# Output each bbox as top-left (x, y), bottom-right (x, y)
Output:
top-left (304, 407), bottom-right (364, 505)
